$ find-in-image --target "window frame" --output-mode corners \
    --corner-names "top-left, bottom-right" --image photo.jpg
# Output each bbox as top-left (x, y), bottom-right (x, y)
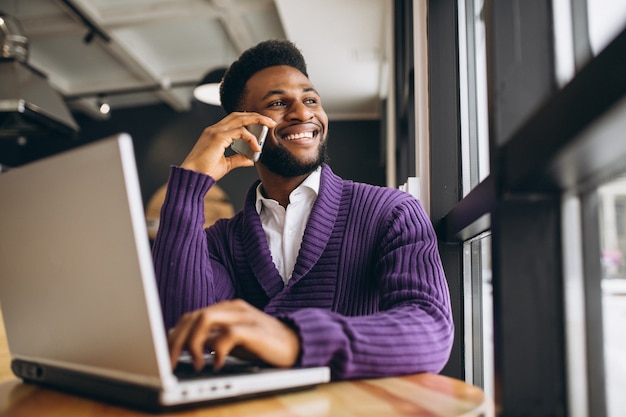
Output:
top-left (427, 0), bottom-right (626, 415)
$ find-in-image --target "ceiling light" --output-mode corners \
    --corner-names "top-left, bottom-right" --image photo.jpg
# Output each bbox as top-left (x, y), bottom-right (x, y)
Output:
top-left (193, 68), bottom-right (227, 106)
top-left (0, 11), bottom-right (79, 139)
top-left (99, 102), bottom-right (110, 114)
top-left (98, 96), bottom-right (110, 115)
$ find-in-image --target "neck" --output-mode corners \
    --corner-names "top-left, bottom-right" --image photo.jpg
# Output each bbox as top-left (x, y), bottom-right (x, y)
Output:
top-left (257, 166), bottom-right (314, 208)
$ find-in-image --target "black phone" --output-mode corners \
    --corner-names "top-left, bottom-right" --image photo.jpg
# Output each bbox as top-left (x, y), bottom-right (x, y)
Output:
top-left (230, 124), bottom-right (269, 162)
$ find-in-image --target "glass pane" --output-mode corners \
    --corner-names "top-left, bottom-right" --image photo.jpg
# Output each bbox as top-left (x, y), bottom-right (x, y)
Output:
top-left (588, 20), bottom-right (626, 417)
top-left (459, 0), bottom-right (493, 399)
top-left (598, 176), bottom-right (626, 417)
top-left (463, 233), bottom-right (493, 399)
top-left (587, 0), bottom-right (626, 56)
top-left (459, 0), bottom-right (489, 196)
top-left (552, 0), bottom-right (576, 87)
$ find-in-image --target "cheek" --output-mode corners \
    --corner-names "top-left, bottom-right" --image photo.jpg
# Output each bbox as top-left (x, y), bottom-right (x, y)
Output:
top-left (261, 113), bottom-right (284, 128)
top-left (317, 112), bottom-right (329, 129)
top-left (265, 131), bottom-right (281, 148)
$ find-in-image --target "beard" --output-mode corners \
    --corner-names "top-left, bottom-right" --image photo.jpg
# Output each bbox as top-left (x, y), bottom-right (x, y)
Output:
top-left (259, 138), bottom-right (329, 177)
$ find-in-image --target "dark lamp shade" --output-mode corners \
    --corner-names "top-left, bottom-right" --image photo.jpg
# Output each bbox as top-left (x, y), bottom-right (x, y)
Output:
top-left (193, 67), bottom-right (227, 106)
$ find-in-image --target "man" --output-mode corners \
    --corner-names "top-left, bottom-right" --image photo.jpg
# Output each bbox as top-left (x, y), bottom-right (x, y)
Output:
top-left (153, 39), bottom-right (453, 380)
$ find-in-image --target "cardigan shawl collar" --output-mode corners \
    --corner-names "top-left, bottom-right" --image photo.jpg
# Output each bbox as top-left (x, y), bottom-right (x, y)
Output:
top-left (240, 164), bottom-right (344, 302)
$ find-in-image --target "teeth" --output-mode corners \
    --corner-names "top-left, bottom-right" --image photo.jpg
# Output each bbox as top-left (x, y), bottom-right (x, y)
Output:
top-left (283, 131), bottom-right (314, 141)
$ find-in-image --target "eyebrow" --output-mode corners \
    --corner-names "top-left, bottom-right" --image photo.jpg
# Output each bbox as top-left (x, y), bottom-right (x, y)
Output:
top-left (261, 86), bottom-right (319, 101)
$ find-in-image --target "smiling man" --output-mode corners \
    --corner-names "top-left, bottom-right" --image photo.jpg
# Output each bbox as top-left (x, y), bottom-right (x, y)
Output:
top-left (152, 40), bottom-right (454, 380)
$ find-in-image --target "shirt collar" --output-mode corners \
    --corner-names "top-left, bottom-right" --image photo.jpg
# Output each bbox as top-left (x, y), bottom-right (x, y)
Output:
top-left (255, 166), bottom-right (322, 213)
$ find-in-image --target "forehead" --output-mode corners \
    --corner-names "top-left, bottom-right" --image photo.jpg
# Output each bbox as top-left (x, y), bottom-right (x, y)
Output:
top-left (245, 65), bottom-right (316, 96)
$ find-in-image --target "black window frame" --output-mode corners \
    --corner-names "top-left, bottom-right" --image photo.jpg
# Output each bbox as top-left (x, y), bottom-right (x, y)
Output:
top-left (427, 0), bottom-right (626, 415)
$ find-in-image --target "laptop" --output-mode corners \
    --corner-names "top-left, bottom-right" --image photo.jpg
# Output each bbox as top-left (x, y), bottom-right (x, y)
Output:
top-left (0, 133), bottom-right (330, 412)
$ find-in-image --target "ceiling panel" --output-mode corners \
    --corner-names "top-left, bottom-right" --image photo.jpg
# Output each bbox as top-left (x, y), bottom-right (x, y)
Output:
top-left (275, 0), bottom-right (390, 119)
top-left (0, 0), bottom-right (390, 121)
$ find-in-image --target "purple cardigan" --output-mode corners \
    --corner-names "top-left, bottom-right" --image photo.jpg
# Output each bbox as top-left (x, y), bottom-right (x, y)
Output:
top-left (152, 164), bottom-right (453, 380)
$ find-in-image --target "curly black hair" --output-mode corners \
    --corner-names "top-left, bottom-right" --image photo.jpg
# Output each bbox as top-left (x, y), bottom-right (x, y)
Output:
top-left (219, 39), bottom-right (308, 113)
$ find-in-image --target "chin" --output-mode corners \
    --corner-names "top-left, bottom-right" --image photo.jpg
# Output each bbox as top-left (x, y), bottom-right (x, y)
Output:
top-left (260, 142), bottom-right (328, 177)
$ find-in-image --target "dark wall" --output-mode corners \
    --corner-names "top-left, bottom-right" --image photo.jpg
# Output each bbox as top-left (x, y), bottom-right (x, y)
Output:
top-left (74, 101), bottom-right (384, 211)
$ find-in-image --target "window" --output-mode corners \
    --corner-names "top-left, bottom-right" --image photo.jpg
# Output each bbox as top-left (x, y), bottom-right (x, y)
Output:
top-left (458, 0), bottom-right (489, 196)
top-left (462, 233), bottom-right (493, 397)
top-left (588, 0), bottom-right (626, 56)
top-left (429, 0), bottom-right (626, 415)
top-left (598, 176), bottom-right (626, 416)
top-left (457, 0), bottom-right (493, 399)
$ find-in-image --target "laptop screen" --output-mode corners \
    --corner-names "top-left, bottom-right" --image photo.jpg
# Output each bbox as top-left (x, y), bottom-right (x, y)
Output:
top-left (0, 134), bottom-right (173, 386)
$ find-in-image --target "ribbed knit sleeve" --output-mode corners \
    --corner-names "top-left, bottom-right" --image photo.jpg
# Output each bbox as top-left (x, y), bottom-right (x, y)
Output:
top-left (152, 166), bottom-right (235, 329)
top-left (275, 190), bottom-right (453, 380)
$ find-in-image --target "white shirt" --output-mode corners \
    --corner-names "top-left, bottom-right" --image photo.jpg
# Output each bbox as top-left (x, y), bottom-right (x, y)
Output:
top-left (255, 167), bottom-right (321, 284)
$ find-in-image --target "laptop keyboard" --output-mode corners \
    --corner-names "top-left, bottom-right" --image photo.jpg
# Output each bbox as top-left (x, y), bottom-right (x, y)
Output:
top-left (174, 354), bottom-right (268, 380)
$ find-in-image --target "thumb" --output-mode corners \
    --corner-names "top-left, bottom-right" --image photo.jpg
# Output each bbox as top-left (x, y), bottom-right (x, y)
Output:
top-left (227, 154), bottom-right (257, 170)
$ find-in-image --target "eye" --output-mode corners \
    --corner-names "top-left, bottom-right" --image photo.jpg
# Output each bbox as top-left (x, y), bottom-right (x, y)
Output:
top-left (304, 95), bottom-right (322, 106)
top-left (268, 100), bottom-right (286, 107)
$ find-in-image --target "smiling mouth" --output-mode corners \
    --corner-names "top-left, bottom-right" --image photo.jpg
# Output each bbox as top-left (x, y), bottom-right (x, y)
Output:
top-left (281, 130), bottom-right (317, 141)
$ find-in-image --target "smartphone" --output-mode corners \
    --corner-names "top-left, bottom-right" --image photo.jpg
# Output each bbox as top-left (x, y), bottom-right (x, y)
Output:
top-left (231, 124), bottom-right (269, 162)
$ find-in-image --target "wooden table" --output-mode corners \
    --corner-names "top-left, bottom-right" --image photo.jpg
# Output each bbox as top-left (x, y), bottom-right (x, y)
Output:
top-left (0, 310), bottom-right (491, 417)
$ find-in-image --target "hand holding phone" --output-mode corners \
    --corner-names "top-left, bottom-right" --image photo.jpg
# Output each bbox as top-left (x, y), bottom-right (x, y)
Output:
top-left (231, 124), bottom-right (268, 162)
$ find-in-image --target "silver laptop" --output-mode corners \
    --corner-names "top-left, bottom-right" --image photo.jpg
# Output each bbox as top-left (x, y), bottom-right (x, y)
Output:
top-left (0, 133), bottom-right (330, 411)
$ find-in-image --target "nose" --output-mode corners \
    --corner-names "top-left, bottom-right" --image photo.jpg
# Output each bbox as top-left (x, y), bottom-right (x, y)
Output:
top-left (286, 101), bottom-right (313, 121)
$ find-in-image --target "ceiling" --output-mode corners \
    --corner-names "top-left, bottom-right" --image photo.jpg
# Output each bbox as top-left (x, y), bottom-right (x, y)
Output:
top-left (1, 0), bottom-right (391, 122)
